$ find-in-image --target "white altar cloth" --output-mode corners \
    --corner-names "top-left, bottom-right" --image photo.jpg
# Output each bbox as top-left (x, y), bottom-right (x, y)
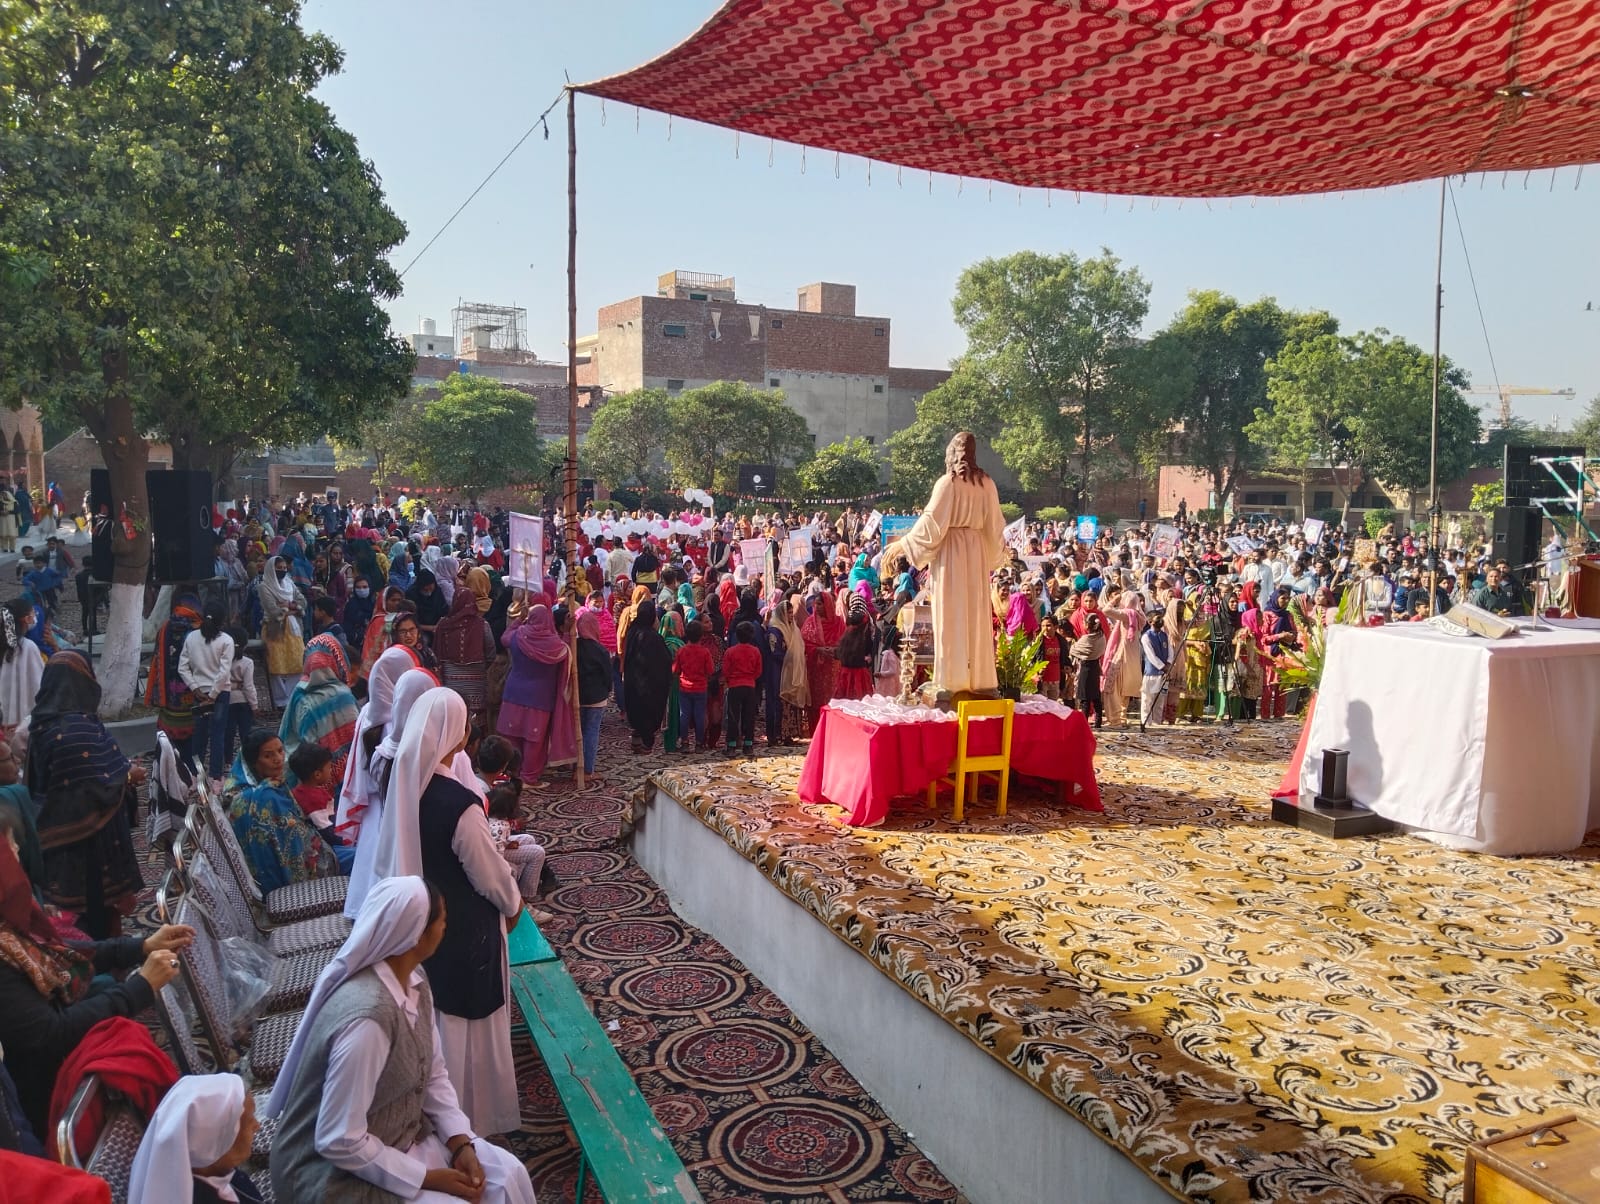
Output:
top-left (1299, 619), bottom-right (1600, 854)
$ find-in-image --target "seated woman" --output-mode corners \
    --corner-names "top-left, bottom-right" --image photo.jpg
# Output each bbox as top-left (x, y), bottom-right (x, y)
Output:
top-left (222, 731), bottom-right (344, 891)
top-left (266, 877), bottom-right (534, 1203)
top-left (26, 650), bottom-right (146, 939)
top-left (0, 810), bottom-right (190, 1140)
top-left (128, 1074), bottom-right (262, 1204)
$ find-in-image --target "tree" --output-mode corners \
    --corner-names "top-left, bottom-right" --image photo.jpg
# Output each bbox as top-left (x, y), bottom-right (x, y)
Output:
top-left (1252, 332), bottom-right (1366, 522)
top-left (394, 376), bottom-right (550, 504)
top-left (799, 437), bottom-right (882, 499)
top-left (1569, 394), bottom-right (1600, 454)
top-left (0, 1), bottom-right (411, 712)
top-left (1163, 291), bottom-right (1337, 509)
top-left (1254, 329), bottom-right (1478, 522)
top-left (664, 382), bottom-right (813, 493)
top-left (580, 389), bottom-right (675, 493)
top-left (332, 396), bottom-right (426, 493)
top-left (950, 249), bottom-right (1152, 506)
top-left (886, 364), bottom-right (998, 505)
top-left (1343, 331), bottom-right (1478, 512)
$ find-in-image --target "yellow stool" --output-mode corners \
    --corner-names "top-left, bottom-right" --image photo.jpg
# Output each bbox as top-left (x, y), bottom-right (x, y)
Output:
top-left (926, 698), bottom-right (1014, 822)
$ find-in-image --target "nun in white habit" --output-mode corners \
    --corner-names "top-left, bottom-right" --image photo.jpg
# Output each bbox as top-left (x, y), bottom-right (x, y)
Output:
top-left (265, 876), bottom-right (535, 1203)
top-left (128, 1073), bottom-right (262, 1204)
top-left (374, 688), bottom-right (524, 1137)
top-left (338, 644), bottom-right (423, 919)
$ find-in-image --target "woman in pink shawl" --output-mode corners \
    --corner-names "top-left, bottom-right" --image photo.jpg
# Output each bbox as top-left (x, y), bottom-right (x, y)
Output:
top-left (801, 591), bottom-right (845, 733)
top-left (1002, 591), bottom-right (1039, 637)
top-left (497, 601), bottom-right (576, 784)
top-left (1238, 580), bottom-right (1283, 720)
top-left (1098, 587), bottom-right (1144, 727)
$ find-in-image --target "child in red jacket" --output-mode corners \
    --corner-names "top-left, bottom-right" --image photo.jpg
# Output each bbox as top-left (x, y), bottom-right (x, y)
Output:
top-left (672, 619), bottom-right (714, 751)
top-left (721, 621), bottom-right (765, 758)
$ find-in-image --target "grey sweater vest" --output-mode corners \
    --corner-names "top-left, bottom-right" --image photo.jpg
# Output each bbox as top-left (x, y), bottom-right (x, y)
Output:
top-left (270, 967), bottom-right (436, 1204)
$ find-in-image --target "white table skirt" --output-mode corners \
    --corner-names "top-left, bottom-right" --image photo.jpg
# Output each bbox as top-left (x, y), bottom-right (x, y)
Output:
top-left (1299, 619), bottom-right (1600, 854)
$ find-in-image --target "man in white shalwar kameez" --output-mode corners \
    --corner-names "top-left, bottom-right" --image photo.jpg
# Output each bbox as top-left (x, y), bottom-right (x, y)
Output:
top-left (889, 432), bottom-right (1009, 696)
top-left (266, 876), bottom-right (536, 1203)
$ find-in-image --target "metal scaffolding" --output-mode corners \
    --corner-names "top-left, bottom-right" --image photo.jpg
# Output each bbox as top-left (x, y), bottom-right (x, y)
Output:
top-left (451, 301), bottom-right (531, 359)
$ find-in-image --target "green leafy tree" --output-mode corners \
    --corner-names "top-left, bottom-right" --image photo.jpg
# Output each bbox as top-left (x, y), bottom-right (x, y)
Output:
top-left (1569, 394), bottom-right (1600, 454)
top-left (1163, 291), bottom-right (1337, 508)
top-left (396, 376), bottom-right (550, 504)
top-left (1469, 481), bottom-right (1505, 514)
top-left (951, 249), bottom-right (1152, 507)
top-left (664, 382), bottom-right (813, 493)
top-left (1252, 331), bottom-right (1366, 522)
top-left (886, 364), bottom-right (997, 505)
top-left (0, 1), bottom-right (410, 712)
top-left (580, 388), bottom-right (675, 493)
top-left (332, 396), bottom-right (426, 493)
top-left (1344, 331), bottom-right (1478, 512)
top-left (799, 437), bottom-right (882, 499)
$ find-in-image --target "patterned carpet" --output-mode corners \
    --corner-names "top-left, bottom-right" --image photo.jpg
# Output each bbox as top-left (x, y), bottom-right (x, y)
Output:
top-left (645, 720), bottom-right (1600, 1204)
top-left (498, 713), bottom-right (970, 1203)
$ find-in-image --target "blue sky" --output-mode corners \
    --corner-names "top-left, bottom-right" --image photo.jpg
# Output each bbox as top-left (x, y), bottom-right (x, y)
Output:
top-left (304, 0), bottom-right (1599, 429)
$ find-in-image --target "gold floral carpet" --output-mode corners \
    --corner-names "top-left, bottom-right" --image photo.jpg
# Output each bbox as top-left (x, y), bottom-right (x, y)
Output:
top-left (647, 722), bottom-right (1600, 1204)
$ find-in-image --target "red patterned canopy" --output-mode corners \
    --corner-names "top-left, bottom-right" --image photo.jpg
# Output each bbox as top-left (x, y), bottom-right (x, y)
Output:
top-left (580, 1), bottom-right (1600, 197)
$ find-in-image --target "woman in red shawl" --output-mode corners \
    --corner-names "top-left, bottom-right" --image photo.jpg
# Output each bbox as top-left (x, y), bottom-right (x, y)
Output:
top-left (433, 581), bottom-right (495, 728)
top-left (497, 601), bottom-right (577, 784)
top-left (801, 592), bottom-right (845, 733)
top-left (355, 584), bottom-right (404, 686)
top-left (1237, 581), bottom-right (1284, 719)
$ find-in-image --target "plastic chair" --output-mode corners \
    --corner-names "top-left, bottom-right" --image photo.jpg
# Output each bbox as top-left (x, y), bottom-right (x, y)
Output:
top-left (926, 698), bottom-right (1014, 822)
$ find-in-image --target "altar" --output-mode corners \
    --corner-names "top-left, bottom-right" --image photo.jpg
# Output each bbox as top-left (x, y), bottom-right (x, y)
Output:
top-left (796, 695), bottom-right (1101, 826)
top-left (1300, 618), bottom-right (1600, 854)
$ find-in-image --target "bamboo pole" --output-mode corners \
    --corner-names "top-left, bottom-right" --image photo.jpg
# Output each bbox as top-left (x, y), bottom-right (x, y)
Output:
top-left (565, 87), bottom-right (585, 789)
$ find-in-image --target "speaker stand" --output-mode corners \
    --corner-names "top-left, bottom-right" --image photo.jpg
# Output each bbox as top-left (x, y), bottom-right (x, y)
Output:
top-left (1270, 794), bottom-right (1395, 839)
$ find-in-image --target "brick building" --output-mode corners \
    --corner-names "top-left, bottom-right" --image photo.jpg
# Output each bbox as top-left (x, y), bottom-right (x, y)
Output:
top-left (577, 271), bottom-right (951, 471)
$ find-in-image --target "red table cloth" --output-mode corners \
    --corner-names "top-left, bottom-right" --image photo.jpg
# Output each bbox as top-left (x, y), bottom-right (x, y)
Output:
top-left (797, 703), bottom-right (1101, 827)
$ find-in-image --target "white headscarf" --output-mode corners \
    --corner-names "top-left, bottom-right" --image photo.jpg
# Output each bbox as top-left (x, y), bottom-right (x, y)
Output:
top-left (436, 555), bottom-right (460, 605)
top-left (335, 645), bottom-right (421, 833)
top-left (265, 876), bottom-right (431, 1119)
top-left (375, 669), bottom-right (442, 766)
top-left (128, 1073), bottom-right (247, 1204)
top-left (372, 688), bottom-right (468, 885)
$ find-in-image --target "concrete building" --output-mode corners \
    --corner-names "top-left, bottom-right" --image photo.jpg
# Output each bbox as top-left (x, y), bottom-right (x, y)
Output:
top-left (407, 317), bottom-right (455, 359)
top-left (577, 270), bottom-right (948, 469)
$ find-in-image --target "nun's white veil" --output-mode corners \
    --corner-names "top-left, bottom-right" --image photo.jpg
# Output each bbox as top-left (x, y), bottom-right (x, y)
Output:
top-left (127, 1073), bottom-right (247, 1204)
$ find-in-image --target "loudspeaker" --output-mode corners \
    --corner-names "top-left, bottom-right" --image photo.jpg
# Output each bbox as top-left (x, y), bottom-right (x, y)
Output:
top-left (146, 469), bottom-right (214, 582)
top-left (1491, 505), bottom-right (1543, 577)
top-left (1504, 444), bottom-right (1585, 513)
top-left (737, 464), bottom-right (777, 495)
top-left (89, 468), bottom-right (114, 582)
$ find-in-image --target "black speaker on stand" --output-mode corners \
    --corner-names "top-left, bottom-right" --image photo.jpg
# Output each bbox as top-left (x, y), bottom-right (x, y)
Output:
top-left (1492, 505), bottom-right (1543, 583)
top-left (737, 464), bottom-right (777, 496)
top-left (146, 469), bottom-right (215, 582)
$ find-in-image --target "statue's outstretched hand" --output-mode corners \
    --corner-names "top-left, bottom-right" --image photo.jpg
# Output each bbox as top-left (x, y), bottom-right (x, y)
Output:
top-left (881, 540), bottom-right (909, 577)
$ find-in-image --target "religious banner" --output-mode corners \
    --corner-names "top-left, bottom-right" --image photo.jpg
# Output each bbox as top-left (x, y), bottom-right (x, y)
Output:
top-left (739, 538), bottom-right (767, 576)
top-left (506, 512), bottom-right (544, 589)
top-left (1225, 535), bottom-right (1257, 556)
top-left (1002, 515), bottom-right (1028, 551)
top-left (862, 509), bottom-right (883, 539)
top-left (1302, 516), bottom-right (1327, 546)
top-left (780, 529), bottom-right (813, 574)
top-left (1149, 523), bottom-right (1182, 560)
top-left (1075, 515), bottom-right (1099, 543)
top-left (880, 514), bottom-right (917, 544)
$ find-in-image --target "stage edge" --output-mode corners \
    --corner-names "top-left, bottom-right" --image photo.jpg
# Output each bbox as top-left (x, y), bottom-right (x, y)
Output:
top-left (633, 786), bottom-right (1172, 1204)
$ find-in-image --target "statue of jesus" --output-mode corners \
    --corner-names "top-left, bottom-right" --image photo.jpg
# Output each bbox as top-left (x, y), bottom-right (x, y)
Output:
top-left (883, 432), bottom-right (1008, 697)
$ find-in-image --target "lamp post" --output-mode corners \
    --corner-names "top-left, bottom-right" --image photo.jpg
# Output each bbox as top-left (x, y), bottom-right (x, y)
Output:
top-left (1426, 178), bottom-right (1446, 606)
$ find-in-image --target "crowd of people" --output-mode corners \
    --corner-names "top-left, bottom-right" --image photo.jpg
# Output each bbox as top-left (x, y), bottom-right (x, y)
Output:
top-left (0, 477), bottom-right (1545, 1199)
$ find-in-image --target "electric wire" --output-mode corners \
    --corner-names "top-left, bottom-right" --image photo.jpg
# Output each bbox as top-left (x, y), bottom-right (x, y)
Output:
top-left (1445, 179), bottom-right (1502, 404)
top-left (398, 89), bottom-right (568, 281)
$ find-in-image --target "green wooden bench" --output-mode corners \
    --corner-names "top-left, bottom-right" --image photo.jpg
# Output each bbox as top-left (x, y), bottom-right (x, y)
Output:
top-left (508, 914), bottom-right (702, 1203)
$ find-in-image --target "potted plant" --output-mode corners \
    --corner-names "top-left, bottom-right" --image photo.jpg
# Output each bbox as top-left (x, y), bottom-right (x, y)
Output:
top-left (994, 630), bottom-right (1046, 702)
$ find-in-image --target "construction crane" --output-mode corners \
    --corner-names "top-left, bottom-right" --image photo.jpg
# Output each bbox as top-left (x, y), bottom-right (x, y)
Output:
top-left (1464, 384), bottom-right (1577, 429)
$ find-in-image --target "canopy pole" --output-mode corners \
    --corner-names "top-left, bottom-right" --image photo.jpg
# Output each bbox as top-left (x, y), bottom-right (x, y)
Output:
top-left (1426, 176), bottom-right (1445, 609)
top-left (565, 86), bottom-right (584, 789)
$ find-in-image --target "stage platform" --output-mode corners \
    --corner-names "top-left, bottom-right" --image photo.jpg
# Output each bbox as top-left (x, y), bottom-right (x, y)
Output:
top-left (632, 723), bottom-right (1600, 1204)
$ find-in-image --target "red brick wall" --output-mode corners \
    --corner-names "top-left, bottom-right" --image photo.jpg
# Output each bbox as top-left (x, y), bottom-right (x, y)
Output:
top-left (46, 431), bottom-right (174, 507)
top-left (767, 311), bottom-right (889, 375)
top-left (637, 297), bottom-right (766, 385)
